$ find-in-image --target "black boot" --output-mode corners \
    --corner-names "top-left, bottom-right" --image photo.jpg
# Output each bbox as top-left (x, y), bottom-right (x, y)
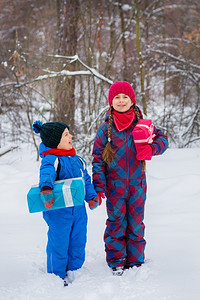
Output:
top-left (112, 266), bottom-right (124, 276)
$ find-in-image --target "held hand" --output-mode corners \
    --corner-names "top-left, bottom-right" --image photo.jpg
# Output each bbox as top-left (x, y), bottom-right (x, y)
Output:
top-left (135, 144), bottom-right (152, 160)
top-left (132, 119), bottom-right (155, 161)
top-left (132, 119), bottom-right (155, 144)
top-left (40, 188), bottom-right (54, 209)
top-left (97, 192), bottom-right (106, 206)
top-left (88, 197), bottom-right (99, 210)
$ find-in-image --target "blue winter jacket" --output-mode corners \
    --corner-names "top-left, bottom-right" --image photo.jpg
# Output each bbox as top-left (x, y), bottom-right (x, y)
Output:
top-left (39, 143), bottom-right (97, 202)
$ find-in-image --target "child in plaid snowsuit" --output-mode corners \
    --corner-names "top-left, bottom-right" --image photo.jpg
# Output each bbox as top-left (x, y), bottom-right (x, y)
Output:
top-left (92, 81), bottom-right (168, 275)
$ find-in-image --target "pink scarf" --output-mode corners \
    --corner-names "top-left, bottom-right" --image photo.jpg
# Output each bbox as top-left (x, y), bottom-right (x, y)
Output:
top-left (113, 107), bottom-right (135, 132)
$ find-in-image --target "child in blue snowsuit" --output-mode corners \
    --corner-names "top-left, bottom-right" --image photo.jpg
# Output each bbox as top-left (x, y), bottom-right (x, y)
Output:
top-left (32, 121), bottom-right (99, 285)
top-left (92, 82), bottom-right (168, 276)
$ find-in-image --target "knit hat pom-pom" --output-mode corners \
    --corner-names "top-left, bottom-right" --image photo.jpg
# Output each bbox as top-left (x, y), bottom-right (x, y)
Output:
top-left (32, 120), bottom-right (43, 134)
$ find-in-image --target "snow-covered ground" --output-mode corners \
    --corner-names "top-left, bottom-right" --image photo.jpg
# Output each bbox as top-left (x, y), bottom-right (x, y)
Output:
top-left (0, 146), bottom-right (200, 300)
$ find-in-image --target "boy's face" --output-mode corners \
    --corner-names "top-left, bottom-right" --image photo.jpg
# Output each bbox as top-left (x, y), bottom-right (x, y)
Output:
top-left (112, 93), bottom-right (133, 112)
top-left (57, 128), bottom-right (73, 150)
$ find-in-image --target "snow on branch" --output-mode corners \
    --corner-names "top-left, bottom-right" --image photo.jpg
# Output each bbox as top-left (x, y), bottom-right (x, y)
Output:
top-left (144, 4), bottom-right (191, 19)
top-left (0, 70), bottom-right (91, 89)
top-left (87, 105), bottom-right (110, 132)
top-left (0, 54), bottom-right (113, 89)
top-left (47, 54), bottom-right (113, 84)
top-left (149, 49), bottom-right (200, 71)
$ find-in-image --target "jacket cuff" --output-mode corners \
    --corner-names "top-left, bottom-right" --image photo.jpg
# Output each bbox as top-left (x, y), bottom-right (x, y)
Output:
top-left (40, 186), bottom-right (52, 192)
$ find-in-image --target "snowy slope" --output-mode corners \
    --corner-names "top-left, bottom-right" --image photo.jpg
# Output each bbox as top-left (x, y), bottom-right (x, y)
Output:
top-left (0, 146), bottom-right (200, 300)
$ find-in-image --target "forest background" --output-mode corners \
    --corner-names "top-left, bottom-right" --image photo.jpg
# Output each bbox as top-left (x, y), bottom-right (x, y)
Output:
top-left (0, 0), bottom-right (200, 161)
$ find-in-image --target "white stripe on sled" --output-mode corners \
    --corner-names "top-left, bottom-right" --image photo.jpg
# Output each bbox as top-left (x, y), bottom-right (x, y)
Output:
top-left (136, 124), bottom-right (150, 129)
top-left (134, 138), bottom-right (150, 143)
top-left (62, 179), bottom-right (74, 207)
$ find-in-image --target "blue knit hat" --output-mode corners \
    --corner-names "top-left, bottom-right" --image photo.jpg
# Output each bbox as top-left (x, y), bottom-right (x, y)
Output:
top-left (32, 120), bottom-right (69, 148)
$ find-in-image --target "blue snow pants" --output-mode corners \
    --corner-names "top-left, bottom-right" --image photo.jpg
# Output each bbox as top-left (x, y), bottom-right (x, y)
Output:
top-left (43, 204), bottom-right (87, 279)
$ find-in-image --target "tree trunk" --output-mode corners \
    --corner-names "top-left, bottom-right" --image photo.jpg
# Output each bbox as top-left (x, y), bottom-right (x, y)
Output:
top-left (135, 0), bottom-right (147, 115)
top-left (118, 1), bottom-right (128, 81)
top-left (55, 0), bottom-right (79, 133)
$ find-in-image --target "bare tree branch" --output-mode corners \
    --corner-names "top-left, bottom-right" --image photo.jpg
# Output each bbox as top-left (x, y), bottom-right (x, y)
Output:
top-left (0, 146), bottom-right (18, 157)
top-left (0, 55), bottom-right (113, 89)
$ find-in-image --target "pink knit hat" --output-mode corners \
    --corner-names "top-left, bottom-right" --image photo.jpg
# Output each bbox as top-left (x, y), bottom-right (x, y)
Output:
top-left (108, 81), bottom-right (136, 106)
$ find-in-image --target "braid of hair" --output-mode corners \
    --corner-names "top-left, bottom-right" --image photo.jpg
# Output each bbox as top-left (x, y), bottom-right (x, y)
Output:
top-left (133, 104), bottom-right (146, 170)
top-left (133, 103), bottom-right (141, 121)
top-left (102, 107), bottom-right (114, 166)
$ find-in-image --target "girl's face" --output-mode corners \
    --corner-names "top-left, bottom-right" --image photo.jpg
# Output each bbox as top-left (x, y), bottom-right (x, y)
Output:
top-left (57, 128), bottom-right (73, 150)
top-left (112, 94), bottom-right (133, 112)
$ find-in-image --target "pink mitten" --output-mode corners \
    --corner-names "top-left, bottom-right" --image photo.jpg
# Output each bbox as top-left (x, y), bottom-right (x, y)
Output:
top-left (135, 144), bottom-right (152, 160)
top-left (97, 192), bottom-right (105, 206)
top-left (132, 119), bottom-right (155, 160)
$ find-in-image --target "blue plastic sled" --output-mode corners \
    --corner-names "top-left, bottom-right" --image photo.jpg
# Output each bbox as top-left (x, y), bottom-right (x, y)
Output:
top-left (27, 177), bottom-right (85, 213)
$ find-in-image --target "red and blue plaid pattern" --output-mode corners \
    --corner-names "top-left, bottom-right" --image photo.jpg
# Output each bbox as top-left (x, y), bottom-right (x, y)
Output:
top-left (92, 112), bottom-right (168, 268)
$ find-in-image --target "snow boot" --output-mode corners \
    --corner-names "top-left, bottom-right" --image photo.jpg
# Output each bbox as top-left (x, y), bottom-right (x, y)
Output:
top-left (112, 266), bottom-right (124, 276)
top-left (63, 278), bottom-right (69, 287)
top-left (63, 270), bottom-right (75, 287)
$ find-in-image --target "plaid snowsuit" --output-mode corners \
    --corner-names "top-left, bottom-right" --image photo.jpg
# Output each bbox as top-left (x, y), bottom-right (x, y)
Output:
top-left (92, 112), bottom-right (168, 268)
